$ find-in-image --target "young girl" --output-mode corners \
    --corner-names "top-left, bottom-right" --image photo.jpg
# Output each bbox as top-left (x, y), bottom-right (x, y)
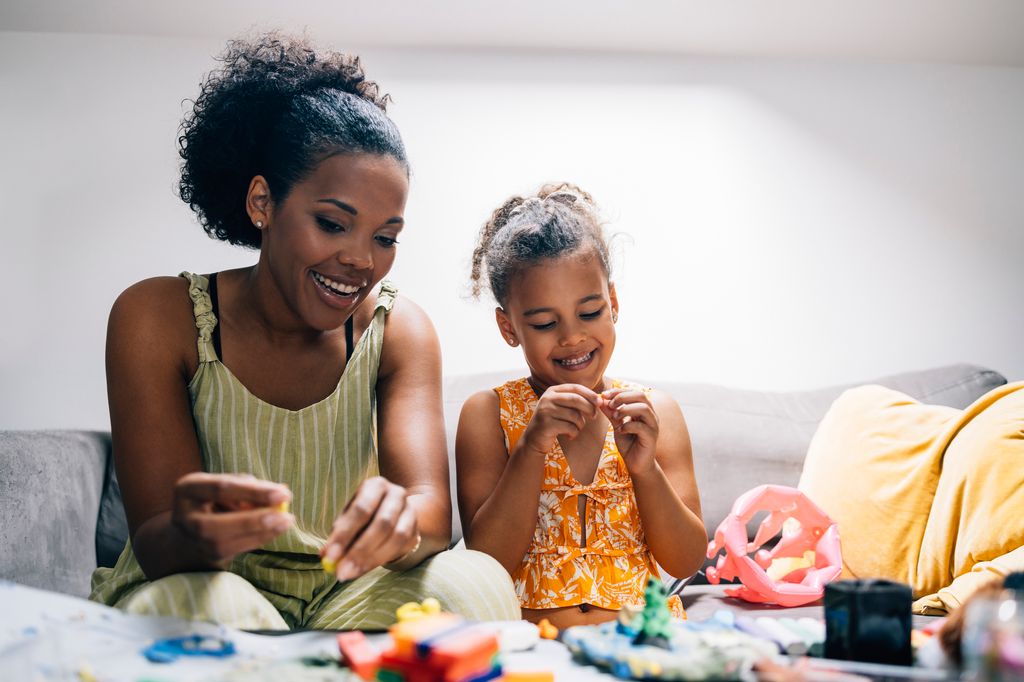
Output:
top-left (456, 183), bottom-right (706, 628)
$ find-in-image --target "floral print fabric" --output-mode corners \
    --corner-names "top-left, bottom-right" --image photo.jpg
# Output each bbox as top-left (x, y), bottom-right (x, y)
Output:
top-left (495, 378), bottom-right (684, 617)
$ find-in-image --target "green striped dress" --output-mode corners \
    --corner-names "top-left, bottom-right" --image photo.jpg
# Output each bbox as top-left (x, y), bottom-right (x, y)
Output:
top-left (90, 272), bottom-right (519, 629)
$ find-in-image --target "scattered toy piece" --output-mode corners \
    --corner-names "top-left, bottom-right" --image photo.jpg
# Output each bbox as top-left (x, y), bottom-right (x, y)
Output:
top-left (501, 672), bottom-right (554, 681)
top-left (395, 596), bottom-right (443, 622)
top-left (382, 613), bottom-right (501, 682)
top-left (141, 634), bottom-right (236, 663)
top-left (536, 618), bottom-right (559, 640)
top-left (336, 631), bottom-right (380, 681)
top-left (478, 620), bottom-right (540, 652)
top-left (632, 578), bottom-right (674, 650)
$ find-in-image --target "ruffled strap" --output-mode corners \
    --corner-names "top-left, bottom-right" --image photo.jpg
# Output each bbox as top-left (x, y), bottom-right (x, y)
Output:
top-left (179, 271), bottom-right (218, 363)
top-left (375, 280), bottom-right (398, 314)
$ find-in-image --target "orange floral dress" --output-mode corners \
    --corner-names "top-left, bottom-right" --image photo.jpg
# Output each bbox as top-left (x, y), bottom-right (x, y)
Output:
top-left (495, 378), bottom-right (685, 618)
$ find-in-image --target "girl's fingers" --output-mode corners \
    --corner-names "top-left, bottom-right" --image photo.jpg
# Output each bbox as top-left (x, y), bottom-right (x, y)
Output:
top-left (601, 389), bottom-right (651, 411)
top-left (546, 390), bottom-right (599, 418)
top-left (611, 403), bottom-right (658, 429)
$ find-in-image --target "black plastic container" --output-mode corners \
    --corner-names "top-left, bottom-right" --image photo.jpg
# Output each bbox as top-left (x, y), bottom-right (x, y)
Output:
top-left (824, 579), bottom-right (913, 666)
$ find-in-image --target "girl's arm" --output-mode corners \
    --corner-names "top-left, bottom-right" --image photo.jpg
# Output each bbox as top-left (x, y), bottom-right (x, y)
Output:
top-left (323, 295), bottom-right (451, 580)
top-left (107, 278), bottom-right (293, 580)
top-left (457, 384), bottom-right (600, 574)
top-left (603, 388), bottom-right (706, 579)
top-left (455, 390), bottom-right (545, 573)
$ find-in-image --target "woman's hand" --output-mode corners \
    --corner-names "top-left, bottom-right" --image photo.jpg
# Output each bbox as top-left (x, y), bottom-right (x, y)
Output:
top-left (599, 388), bottom-right (660, 475)
top-left (520, 384), bottom-right (600, 456)
top-left (321, 476), bottom-right (421, 582)
top-left (171, 472), bottom-right (294, 567)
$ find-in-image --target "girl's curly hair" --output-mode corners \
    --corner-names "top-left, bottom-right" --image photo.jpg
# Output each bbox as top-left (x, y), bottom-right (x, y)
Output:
top-left (470, 182), bottom-right (611, 306)
top-left (178, 32), bottom-right (407, 248)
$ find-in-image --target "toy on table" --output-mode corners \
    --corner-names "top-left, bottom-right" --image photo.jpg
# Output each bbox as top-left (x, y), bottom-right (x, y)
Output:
top-left (396, 598), bottom-right (442, 623)
top-left (706, 484), bottom-right (842, 607)
top-left (141, 634), bottom-right (236, 663)
top-left (535, 618), bottom-right (558, 641)
top-left (378, 612), bottom-right (501, 682)
top-left (631, 578), bottom-right (675, 649)
top-left (337, 631), bottom-right (382, 681)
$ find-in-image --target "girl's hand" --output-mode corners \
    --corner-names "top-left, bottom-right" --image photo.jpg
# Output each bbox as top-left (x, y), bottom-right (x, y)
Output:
top-left (172, 472), bottom-right (294, 567)
top-left (521, 384), bottom-right (601, 456)
top-left (599, 388), bottom-right (660, 475)
top-left (321, 476), bottom-right (420, 582)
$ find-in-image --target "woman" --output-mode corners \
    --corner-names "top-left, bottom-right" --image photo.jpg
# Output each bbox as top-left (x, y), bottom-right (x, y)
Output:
top-left (90, 33), bottom-right (519, 630)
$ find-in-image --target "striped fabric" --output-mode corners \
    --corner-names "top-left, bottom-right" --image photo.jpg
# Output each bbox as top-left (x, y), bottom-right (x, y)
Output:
top-left (90, 272), bottom-right (519, 629)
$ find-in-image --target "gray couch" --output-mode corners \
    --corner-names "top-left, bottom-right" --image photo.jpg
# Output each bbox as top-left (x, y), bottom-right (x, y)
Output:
top-left (0, 363), bottom-right (1006, 599)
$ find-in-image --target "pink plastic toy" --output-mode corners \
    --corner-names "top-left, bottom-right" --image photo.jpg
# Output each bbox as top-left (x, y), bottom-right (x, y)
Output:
top-left (706, 484), bottom-right (841, 607)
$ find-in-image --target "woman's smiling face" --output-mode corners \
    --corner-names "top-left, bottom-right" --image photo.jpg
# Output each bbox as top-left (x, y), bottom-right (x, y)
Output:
top-left (496, 252), bottom-right (618, 394)
top-left (256, 152), bottom-right (409, 331)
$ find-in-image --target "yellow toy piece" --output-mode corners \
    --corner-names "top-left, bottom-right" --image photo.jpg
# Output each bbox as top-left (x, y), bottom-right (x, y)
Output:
top-left (321, 555), bottom-right (337, 575)
top-left (395, 597), bottom-right (443, 622)
top-left (536, 618), bottom-right (559, 640)
top-left (275, 500), bottom-right (290, 513)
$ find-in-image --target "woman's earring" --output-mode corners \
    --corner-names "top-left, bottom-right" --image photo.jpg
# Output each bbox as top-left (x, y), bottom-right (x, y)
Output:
top-left (255, 220), bottom-right (264, 229)
top-left (507, 337), bottom-right (519, 347)
top-left (612, 311), bottom-right (618, 323)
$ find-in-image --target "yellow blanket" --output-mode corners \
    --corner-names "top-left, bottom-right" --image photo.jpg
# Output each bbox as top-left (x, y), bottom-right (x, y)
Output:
top-left (798, 381), bottom-right (1024, 615)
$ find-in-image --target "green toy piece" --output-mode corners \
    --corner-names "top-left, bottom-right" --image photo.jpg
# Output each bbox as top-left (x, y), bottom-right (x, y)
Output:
top-left (632, 577), bottom-right (674, 649)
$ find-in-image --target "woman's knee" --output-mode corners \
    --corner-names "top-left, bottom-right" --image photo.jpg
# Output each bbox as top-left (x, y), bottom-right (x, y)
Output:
top-left (117, 571), bottom-right (288, 630)
top-left (415, 549), bottom-right (520, 621)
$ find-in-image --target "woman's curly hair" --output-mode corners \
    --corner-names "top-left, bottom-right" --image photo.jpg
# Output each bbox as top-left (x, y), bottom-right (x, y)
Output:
top-left (178, 32), bottom-right (407, 248)
top-left (470, 182), bottom-right (611, 306)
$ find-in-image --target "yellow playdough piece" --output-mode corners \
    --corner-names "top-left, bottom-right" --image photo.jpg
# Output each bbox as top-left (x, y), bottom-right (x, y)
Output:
top-left (322, 556), bottom-right (337, 574)
top-left (275, 500), bottom-right (290, 513)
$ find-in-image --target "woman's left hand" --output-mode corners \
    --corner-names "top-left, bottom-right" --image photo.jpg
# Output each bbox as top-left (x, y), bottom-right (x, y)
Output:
top-left (320, 476), bottom-right (421, 582)
top-left (599, 388), bottom-right (660, 476)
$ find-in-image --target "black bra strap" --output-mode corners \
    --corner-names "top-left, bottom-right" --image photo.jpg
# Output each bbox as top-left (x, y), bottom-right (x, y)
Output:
top-left (345, 316), bottom-right (354, 362)
top-left (207, 273), bottom-right (223, 361)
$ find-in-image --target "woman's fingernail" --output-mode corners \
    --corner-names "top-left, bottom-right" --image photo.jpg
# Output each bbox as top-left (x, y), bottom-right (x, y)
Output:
top-left (263, 513), bottom-right (291, 531)
top-left (336, 560), bottom-right (357, 581)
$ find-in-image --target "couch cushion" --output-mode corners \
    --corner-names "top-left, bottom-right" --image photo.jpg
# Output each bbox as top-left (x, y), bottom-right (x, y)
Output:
top-left (442, 364), bottom-right (1006, 556)
top-left (660, 363), bottom-right (1006, 548)
top-left (0, 430), bottom-right (109, 597)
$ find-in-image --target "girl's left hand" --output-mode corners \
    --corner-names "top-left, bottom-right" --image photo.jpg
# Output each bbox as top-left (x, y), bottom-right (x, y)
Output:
top-left (598, 388), bottom-right (660, 475)
top-left (320, 476), bottom-right (421, 582)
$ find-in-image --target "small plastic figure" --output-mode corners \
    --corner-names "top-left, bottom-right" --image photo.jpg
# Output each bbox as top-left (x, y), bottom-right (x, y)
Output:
top-left (706, 484), bottom-right (841, 607)
top-left (632, 578), bottom-right (675, 649)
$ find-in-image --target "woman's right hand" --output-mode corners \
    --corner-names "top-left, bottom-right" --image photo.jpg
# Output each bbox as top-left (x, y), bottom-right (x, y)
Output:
top-left (171, 472), bottom-right (294, 567)
top-left (519, 383), bottom-right (600, 456)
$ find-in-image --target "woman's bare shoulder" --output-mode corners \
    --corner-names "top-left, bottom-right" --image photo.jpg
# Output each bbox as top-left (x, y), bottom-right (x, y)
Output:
top-left (108, 276), bottom-right (199, 373)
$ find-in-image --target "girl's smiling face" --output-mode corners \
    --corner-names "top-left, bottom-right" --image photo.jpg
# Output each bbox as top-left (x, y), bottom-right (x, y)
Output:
top-left (496, 252), bottom-right (618, 394)
top-left (254, 152), bottom-right (409, 331)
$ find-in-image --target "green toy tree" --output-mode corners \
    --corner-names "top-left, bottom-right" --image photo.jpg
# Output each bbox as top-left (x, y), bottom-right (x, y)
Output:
top-left (632, 577), bottom-right (674, 649)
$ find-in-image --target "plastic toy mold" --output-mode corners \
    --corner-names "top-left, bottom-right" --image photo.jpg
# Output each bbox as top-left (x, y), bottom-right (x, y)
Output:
top-left (706, 484), bottom-right (841, 607)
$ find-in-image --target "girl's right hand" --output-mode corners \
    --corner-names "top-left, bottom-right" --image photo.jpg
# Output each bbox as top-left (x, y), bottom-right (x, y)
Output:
top-left (520, 383), bottom-right (600, 456)
top-left (171, 472), bottom-right (294, 567)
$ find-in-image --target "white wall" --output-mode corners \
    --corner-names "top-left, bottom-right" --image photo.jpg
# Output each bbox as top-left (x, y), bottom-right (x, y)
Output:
top-left (2, 31), bottom-right (1022, 430)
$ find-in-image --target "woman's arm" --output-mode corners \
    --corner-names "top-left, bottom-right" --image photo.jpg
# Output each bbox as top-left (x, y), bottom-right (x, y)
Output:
top-left (107, 277), bottom-right (292, 580)
top-left (602, 387), bottom-right (706, 579)
top-left (322, 295), bottom-right (451, 580)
